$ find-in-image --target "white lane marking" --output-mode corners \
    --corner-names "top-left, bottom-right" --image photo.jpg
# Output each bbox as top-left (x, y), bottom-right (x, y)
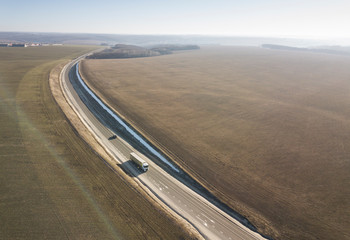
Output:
top-left (159, 181), bottom-right (169, 190)
top-left (196, 215), bottom-right (208, 227)
top-left (201, 213), bottom-right (215, 223)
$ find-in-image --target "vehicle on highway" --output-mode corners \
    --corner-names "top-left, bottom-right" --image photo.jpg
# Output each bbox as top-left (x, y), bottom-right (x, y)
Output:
top-left (109, 134), bottom-right (117, 140)
top-left (130, 152), bottom-right (149, 172)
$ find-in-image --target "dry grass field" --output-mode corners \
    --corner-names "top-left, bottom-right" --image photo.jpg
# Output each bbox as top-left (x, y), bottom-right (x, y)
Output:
top-left (81, 46), bottom-right (350, 240)
top-left (0, 46), bottom-right (193, 239)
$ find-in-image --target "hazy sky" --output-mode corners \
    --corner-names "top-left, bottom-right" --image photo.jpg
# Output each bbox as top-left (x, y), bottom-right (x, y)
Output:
top-left (1, 0), bottom-right (349, 38)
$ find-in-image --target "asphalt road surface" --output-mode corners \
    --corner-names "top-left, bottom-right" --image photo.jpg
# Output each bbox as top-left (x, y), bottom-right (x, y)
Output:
top-left (60, 56), bottom-right (268, 240)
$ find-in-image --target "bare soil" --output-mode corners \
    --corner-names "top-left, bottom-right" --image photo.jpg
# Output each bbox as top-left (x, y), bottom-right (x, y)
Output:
top-left (81, 46), bottom-right (350, 240)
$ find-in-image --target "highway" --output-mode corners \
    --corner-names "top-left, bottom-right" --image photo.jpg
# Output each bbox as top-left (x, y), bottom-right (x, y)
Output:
top-left (60, 56), bottom-right (268, 240)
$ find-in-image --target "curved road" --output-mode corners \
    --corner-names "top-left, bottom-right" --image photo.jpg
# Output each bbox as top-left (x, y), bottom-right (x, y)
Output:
top-left (60, 56), bottom-right (268, 240)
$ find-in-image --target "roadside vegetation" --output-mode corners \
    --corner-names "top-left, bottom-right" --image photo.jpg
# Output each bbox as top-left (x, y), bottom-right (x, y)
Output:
top-left (0, 46), bottom-right (194, 239)
top-left (81, 46), bottom-right (350, 240)
top-left (87, 44), bottom-right (200, 59)
top-left (262, 44), bottom-right (350, 56)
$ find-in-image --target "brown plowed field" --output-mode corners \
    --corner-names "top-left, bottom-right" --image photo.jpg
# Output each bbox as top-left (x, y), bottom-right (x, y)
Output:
top-left (81, 46), bottom-right (350, 240)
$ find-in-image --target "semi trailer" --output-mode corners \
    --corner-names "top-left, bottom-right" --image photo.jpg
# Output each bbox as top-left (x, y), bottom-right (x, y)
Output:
top-left (130, 152), bottom-right (149, 172)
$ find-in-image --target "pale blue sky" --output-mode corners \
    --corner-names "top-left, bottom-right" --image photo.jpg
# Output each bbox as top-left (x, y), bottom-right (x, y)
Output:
top-left (1, 0), bottom-right (349, 38)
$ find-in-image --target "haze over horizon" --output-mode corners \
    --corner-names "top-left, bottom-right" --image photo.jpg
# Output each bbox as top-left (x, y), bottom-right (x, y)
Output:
top-left (1, 0), bottom-right (349, 40)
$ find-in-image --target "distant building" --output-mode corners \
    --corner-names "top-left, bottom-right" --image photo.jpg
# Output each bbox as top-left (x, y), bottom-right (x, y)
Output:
top-left (28, 43), bottom-right (41, 47)
top-left (12, 43), bottom-right (26, 47)
top-left (0, 42), bottom-right (46, 47)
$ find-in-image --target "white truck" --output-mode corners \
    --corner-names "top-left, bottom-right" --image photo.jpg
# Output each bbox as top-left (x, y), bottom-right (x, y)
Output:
top-left (130, 152), bottom-right (149, 172)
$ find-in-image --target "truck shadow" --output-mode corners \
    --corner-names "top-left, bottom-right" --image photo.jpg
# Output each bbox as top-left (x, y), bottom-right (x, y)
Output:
top-left (117, 160), bottom-right (143, 177)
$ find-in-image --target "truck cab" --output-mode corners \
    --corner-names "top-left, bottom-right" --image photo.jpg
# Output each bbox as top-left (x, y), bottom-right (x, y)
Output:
top-left (142, 162), bottom-right (149, 171)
